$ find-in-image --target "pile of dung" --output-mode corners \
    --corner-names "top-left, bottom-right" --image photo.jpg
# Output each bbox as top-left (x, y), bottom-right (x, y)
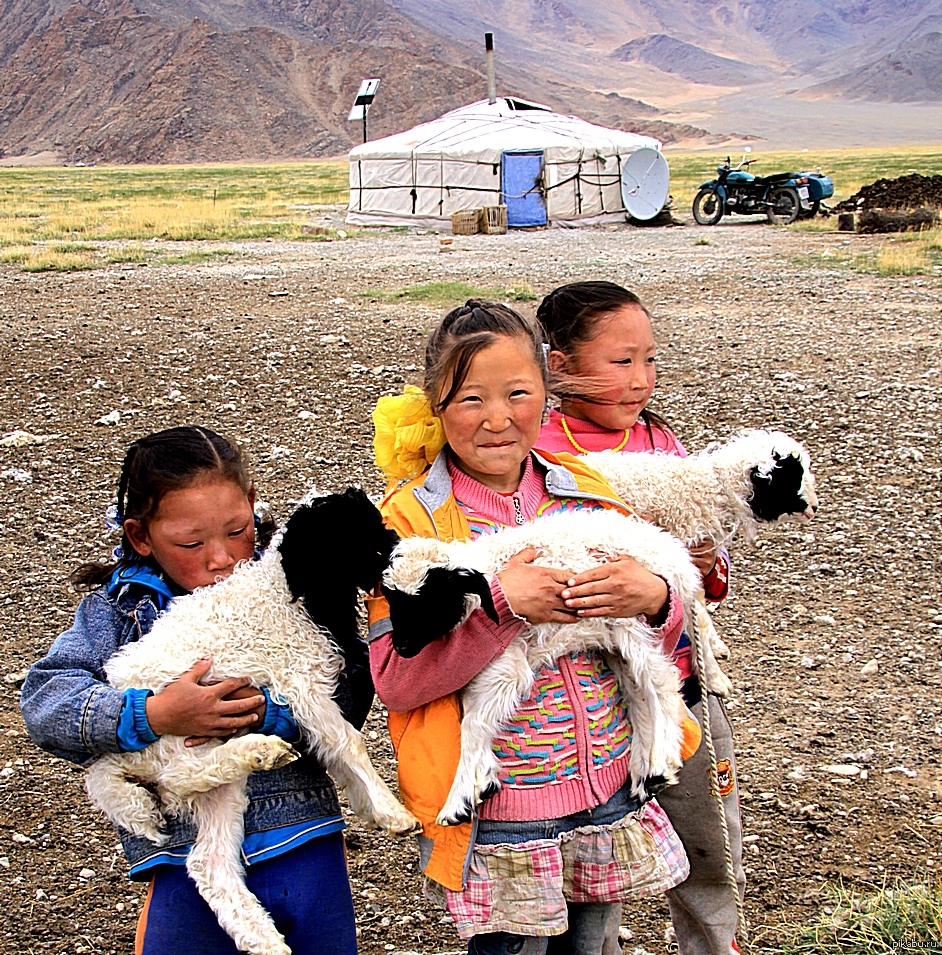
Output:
top-left (835, 173), bottom-right (942, 212)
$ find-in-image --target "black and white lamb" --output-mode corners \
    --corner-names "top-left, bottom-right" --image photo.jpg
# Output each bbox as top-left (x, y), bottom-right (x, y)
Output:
top-left (583, 428), bottom-right (818, 695)
top-left (381, 429), bottom-right (817, 826)
top-left (382, 509), bottom-right (704, 827)
top-left (85, 488), bottom-right (419, 955)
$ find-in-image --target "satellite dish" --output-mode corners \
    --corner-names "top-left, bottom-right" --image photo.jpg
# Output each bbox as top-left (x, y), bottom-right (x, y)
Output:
top-left (621, 147), bottom-right (670, 221)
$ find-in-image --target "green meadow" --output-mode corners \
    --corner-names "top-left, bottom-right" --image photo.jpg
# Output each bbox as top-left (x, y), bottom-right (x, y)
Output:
top-left (0, 147), bottom-right (939, 272)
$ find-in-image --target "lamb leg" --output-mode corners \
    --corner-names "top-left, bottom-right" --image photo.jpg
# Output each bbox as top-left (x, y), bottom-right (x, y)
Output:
top-left (438, 639), bottom-right (534, 827)
top-left (187, 784), bottom-right (291, 955)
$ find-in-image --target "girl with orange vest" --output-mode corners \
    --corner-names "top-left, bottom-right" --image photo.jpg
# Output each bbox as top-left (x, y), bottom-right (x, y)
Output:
top-left (367, 300), bottom-right (693, 955)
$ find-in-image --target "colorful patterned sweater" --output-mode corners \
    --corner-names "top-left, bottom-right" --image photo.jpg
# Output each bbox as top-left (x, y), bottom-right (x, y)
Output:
top-left (447, 455), bottom-right (675, 821)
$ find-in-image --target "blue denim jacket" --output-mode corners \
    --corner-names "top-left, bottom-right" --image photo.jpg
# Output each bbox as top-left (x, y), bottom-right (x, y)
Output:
top-left (20, 581), bottom-right (352, 874)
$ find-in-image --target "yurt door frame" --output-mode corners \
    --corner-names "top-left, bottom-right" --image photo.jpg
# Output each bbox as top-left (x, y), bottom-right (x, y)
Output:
top-left (501, 151), bottom-right (547, 227)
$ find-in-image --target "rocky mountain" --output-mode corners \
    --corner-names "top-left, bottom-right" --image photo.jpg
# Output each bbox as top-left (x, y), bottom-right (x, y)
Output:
top-left (0, 0), bottom-right (721, 163)
top-left (612, 34), bottom-right (774, 86)
top-left (804, 30), bottom-right (942, 102)
top-left (1, 0), bottom-right (940, 163)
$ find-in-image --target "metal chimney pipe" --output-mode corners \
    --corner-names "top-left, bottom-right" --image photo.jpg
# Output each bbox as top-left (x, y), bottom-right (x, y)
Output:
top-left (485, 32), bottom-right (496, 104)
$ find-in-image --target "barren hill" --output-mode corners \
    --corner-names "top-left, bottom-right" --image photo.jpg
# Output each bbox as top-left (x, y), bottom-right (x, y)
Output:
top-left (2, 0), bottom-right (941, 163)
top-left (804, 31), bottom-right (942, 102)
top-left (611, 34), bottom-right (774, 86)
top-left (0, 0), bottom-right (721, 163)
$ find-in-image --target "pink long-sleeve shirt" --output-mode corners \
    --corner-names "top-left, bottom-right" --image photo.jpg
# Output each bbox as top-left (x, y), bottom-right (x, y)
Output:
top-left (370, 452), bottom-right (685, 821)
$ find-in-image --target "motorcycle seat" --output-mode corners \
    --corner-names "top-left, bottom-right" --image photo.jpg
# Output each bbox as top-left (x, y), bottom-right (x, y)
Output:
top-left (753, 172), bottom-right (798, 185)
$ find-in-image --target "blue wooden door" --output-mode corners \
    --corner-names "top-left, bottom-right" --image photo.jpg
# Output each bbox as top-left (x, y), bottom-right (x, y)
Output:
top-left (501, 151), bottom-right (547, 226)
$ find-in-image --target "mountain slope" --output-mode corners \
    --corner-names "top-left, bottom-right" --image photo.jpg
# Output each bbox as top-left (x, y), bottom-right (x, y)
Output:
top-left (803, 31), bottom-right (942, 102)
top-left (0, 0), bottom-right (719, 163)
top-left (612, 34), bottom-right (774, 86)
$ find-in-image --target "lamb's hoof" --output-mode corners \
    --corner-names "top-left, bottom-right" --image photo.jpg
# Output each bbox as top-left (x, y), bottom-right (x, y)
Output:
top-left (382, 808), bottom-right (422, 837)
top-left (436, 800), bottom-right (474, 828)
top-left (640, 775), bottom-right (669, 798)
top-left (479, 782), bottom-right (501, 803)
top-left (249, 737), bottom-right (300, 773)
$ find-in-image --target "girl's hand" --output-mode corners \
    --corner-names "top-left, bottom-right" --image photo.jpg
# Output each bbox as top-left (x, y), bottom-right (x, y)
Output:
top-left (183, 684), bottom-right (267, 747)
top-left (687, 539), bottom-right (718, 579)
top-left (497, 547), bottom-right (578, 625)
top-left (145, 658), bottom-right (264, 739)
top-left (561, 555), bottom-right (669, 620)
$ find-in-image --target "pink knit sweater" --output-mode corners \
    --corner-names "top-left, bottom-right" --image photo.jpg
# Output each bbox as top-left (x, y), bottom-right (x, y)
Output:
top-left (451, 455), bottom-right (682, 820)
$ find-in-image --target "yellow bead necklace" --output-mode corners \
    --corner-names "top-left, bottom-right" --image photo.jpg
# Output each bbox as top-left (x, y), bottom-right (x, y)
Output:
top-left (560, 415), bottom-right (631, 454)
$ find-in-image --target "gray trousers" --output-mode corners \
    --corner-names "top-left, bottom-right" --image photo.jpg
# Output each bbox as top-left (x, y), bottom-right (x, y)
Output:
top-left (602, 693), bottom-right (745, 955)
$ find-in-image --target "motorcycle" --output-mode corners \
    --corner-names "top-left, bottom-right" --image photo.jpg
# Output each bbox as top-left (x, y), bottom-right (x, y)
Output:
top-left (692, 149), bottom-right (834, 226)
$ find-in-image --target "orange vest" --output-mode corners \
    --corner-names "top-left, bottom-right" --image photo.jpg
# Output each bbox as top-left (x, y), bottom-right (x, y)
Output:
top-left (367, 451), bottom-right (643, 890)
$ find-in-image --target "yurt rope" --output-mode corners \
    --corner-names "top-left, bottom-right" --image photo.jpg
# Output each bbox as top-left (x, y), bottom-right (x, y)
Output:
top-left (692, 604), bottom-right (748, 952)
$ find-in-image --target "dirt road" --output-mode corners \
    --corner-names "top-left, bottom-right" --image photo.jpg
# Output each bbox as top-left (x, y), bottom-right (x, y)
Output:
top-left (0, 218), bottom-right (939, 954)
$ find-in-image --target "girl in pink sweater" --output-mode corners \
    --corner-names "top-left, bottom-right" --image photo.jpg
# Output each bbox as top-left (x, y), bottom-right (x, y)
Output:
top-left (537, 281), bottom-right (744, 955)
top-left (369, 300), bottom-right (690, 955)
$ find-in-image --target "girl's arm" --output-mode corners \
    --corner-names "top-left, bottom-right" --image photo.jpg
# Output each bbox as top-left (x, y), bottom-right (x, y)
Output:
top-left (20, 593), bottom-right (132, 766)
top-left (367, 577), bottom-right (528, 712)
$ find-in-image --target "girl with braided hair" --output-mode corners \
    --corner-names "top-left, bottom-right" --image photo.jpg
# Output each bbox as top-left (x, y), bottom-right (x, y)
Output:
top-left (21, 425), bottom-right (363, 955)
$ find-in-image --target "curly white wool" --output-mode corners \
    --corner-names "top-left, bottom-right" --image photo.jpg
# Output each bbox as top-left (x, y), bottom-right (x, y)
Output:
top-left (384, 508), bottom-right (702, 827)
top-left (86, 546), bottom-right (418, 955)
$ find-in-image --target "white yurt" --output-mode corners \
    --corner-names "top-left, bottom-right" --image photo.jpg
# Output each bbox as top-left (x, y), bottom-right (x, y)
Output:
top-left (346, 97), bottom-right (666, 230)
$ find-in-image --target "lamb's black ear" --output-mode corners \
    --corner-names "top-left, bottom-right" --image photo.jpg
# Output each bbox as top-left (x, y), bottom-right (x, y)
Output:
top-left (383, 567), bottom-right (497, 658)
top-left (280, 488), bottom-right (399, 606)
top-left (748, 453), bottom-right (807, 521)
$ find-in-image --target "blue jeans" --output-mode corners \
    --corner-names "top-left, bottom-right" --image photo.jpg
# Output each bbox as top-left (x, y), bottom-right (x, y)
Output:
top-left (138, 833), bottom-right (357, 955)
top-left (469, 783), bottom-right (643, 955)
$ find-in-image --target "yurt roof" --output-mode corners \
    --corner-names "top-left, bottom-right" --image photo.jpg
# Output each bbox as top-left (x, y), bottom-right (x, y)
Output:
top-left (349, 98), bottom-right (660, 162)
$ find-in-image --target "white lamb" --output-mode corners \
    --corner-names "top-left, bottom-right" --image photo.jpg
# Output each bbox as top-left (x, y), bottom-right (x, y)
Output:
top-left (382, 509), bottom-right (704, 827)
top-left (381, 429), bottom-right (818, 825)
top-left (583, 428), bottom-right (818, 695)
top-left (85, 488), bottom-right (420, 955)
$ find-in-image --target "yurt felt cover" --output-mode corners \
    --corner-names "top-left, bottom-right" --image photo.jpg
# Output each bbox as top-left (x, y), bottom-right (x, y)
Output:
top-left (346, 98), bottom-right (662, 229)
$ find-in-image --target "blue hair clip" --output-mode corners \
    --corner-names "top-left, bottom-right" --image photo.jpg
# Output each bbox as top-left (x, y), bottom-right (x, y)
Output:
top-left (105, 503), bottom-right (123, 531)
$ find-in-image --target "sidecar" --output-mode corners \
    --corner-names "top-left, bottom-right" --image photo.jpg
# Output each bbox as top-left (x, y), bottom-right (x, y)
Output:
top-left (794, 172), bottom-right (834, 217)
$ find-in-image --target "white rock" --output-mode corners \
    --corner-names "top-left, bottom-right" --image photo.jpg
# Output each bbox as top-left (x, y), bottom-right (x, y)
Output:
top-left (860, 660), bottom-right (879, 676)
top-left (11, 833), bottom-right (32, 844)
top-left (821, 765), bottom-right (861, 777)
top-left (0, 431), bottom-right (53, 447)
top-left (0, 857), bottom-right (9, 868)
top-left (269, 446), bottom-right (292, 460)
top-left (95, 410), bottom-right (122, 426)
top-left (800, 654), bottom-right (818, 669)
top-left (298, 410), bottom-right (314, 420)
top-left (813, 614), bottom-right (836, 625)
top-left (79, 868), bottom-right (96, 879)
top-left (1, 468), bottom-right (32, 483)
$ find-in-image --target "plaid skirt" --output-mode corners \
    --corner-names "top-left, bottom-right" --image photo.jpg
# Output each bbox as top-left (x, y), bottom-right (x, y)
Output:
top-left (443, 800), bottom-right (688, 940)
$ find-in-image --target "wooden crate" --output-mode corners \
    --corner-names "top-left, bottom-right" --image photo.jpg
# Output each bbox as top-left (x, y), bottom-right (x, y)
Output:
top-left (480, 204), bottom-right (508, 234)
top-left (451, 209), bottom-right (480, 235)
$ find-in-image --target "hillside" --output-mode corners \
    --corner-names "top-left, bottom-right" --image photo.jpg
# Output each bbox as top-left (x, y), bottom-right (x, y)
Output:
top-left (803, 31), bottom-right (942, 102)
top-left (2, 0), bottom-right (941, 163)
top-left (0, 0), bottom-right (726, 163)
top-left (612, 34), bottom-right (774, 86)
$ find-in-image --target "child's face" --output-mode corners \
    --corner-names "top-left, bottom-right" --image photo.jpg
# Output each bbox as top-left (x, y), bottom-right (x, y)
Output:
top-left (438, 334), bottom-right (546, 494)
top-left (124, 477), bottom-right (256, 592)
top-left (559, 304), bottom-right (656, 431)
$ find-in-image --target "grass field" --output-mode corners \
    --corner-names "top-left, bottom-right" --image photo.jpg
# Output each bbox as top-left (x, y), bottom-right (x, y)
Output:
top-left (0, 147), bottom-right (939, 272)
top-left (0, 161), bottom-right (348, 252)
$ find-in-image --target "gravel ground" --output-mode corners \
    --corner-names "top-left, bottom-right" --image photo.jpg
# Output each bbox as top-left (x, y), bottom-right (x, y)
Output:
top-left (0, 215), bottom-right (940, 955)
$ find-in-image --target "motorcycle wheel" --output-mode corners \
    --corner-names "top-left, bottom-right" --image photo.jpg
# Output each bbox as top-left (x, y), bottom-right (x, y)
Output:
top-left (767, 187), bottom-right (800, 225)
top-left (692, 188), bottom-right (723, 226)
top-left (798, 200), bottom-right (821, 220)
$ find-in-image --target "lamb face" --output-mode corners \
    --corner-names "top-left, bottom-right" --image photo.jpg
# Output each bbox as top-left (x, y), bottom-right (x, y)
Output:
top-left (382, 538), bottom-right (497, 658)
top-left (738, 432), bottom-right (818, 526)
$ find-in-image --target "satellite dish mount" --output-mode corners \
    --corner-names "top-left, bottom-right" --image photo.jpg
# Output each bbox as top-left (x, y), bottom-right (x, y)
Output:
top-left (348, 79), bottom-right (381, 144)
